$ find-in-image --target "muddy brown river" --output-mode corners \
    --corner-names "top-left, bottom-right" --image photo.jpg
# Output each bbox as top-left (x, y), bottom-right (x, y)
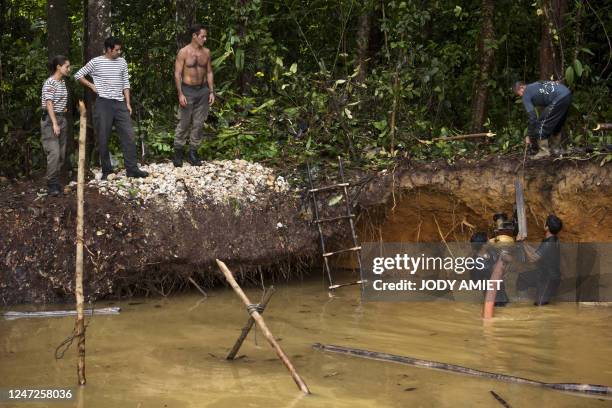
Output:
top-left (1, 275), bottom-right (611, 407)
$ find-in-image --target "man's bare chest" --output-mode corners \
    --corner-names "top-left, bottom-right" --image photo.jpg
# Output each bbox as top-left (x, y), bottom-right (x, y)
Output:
top-left (185, 53), bottom-right (208, 69)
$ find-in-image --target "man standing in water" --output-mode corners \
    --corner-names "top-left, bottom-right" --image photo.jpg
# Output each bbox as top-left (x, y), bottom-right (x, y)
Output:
top-left (516, 214), bottom-right (563, 306)
top-left (513, 80), bottom-right (572, 159)
top-left (173, 24), bottom-right (215, 167)
top-left (469, 232), bottom-right (509, 307)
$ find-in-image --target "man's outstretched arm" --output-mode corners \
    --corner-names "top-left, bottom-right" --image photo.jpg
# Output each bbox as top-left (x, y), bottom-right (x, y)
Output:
top-left (518, 240), bottom-right (541, 263)
top-left (522, 94), bottom-right (538, 140)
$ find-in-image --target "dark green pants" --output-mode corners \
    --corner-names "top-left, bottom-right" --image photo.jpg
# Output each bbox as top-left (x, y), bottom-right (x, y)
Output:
top-left (174, 84), bottom-right (209, 149)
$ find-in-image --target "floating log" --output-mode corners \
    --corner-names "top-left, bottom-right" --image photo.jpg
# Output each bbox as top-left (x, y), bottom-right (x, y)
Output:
top-left (3, 307), bottom-right (121, 320)
top-left (217, 259), bottom-right (310, 394)
top-left (226, 286), bottom-right (276, 360)
top-left (75, 100), bottom-right (87, 386)
top-left (313, 343), bottom-right (612, 395)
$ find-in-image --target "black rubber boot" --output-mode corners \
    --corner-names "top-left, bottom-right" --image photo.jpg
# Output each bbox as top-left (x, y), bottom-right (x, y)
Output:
top-left (48, 183), bottom-right (60, 197)
top-left (187, 148), bottom-right (202, 166)
top-left (126, 168), bottom-right (149, 178)
top-left (173, 147), bottom-right (183, 167)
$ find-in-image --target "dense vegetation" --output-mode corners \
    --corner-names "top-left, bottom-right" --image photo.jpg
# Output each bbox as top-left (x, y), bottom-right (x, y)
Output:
top-left (1, 0), bottom-right (610, 177)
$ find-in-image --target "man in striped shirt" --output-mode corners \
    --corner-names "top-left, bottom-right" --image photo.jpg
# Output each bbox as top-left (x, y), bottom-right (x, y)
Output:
top-left (75, 36), bottom-right (148, 179)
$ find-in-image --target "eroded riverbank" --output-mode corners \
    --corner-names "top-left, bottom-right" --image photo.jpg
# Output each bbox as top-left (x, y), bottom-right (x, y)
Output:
top-left (1, 156), bottom-right (610, 305)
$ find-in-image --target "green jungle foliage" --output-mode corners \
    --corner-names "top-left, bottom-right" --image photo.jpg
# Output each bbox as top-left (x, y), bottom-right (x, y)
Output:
top-left (1, 0), bottom-right (611, 177)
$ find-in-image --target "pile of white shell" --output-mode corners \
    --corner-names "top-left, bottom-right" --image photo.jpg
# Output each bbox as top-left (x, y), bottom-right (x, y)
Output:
top-left (86, 160), bottom-right (291, 210)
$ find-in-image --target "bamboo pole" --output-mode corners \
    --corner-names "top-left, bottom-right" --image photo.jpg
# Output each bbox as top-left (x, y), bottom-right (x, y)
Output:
top-left (313, 343), bottom-right (612, 395)
top-left (75, 101), bottom-right (87, 385)
top-left (226, 286), bottom-right (276, 360)
top-left (216, 260), bottom-right (310, 394)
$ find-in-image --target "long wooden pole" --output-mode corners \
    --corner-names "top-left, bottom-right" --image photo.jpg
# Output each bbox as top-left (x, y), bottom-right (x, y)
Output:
top-left (313, 343), bottom-right (612, 395)
top-left (418, 132), bottom-right (496, 144)
top-left (433, 132), bottom-right (495, 141)
top-left (75, 101), bottom-right (87, 385)
top-left (514, 179), bottom-right (527, 240)
top-left (226, 286), bottom-right (276, 360)
top-left (3, 307), bottom-right (120, 320)
top-left (216, 260), bottom-right (310, 394)
top-left (593, 123), bottom-right (612, 131)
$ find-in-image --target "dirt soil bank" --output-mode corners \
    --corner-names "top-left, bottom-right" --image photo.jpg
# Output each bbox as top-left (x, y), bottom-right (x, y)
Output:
top-left (1, 157), bottom-right (610, 305)
top-left (358, 157), bottom-right (612, 243)
top-left (0, 180), bottom-right (319, 305)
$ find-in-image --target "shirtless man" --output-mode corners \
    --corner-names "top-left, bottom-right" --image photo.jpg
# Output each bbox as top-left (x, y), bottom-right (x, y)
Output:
top-left (173, 24), bottom-right (215, 167)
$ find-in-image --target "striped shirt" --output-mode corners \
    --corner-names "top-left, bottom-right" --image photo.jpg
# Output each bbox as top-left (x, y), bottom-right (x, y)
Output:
top-left (41, 77), bottom-right (68, 112)
top-left (74, 56), bottom-right (130, 101)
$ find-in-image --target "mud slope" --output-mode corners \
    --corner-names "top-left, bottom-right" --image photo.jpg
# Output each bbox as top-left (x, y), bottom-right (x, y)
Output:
top-left (358, 158), bottom-right (612, 243)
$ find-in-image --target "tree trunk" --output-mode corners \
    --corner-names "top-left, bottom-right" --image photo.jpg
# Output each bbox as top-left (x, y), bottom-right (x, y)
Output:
top-left (84, 0), bottom-right (110, 82)
top-left (355, 6), bottom-right (372, 82)
top-left (84, 0), bottom-right (111, 168)
top-left (176, 0), bottom-right (196, 49)
top-left (0, 0), bottom-right (6, 121)
top-left (538, 0), bottom-right (567, 80)
top-left (47, 0), bottom-right (74, 175)
top-left (235, 0), bottom-right (250, 94)
top-left (470, 0), bottom-right (495, 132)
top-left (47, 0), bottom-right (70, 60)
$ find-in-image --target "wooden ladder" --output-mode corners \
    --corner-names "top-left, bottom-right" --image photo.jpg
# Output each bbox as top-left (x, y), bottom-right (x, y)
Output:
top-left (307, 157), bottom-right (365, 291)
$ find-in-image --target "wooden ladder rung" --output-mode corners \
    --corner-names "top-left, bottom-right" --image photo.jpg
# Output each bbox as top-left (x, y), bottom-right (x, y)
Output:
top-left (323, 246), bottom-right (361, 257)
top-left (308, 183), bottom-right (349, 193)
top-left (314, 214), bottom-right (355, 224)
